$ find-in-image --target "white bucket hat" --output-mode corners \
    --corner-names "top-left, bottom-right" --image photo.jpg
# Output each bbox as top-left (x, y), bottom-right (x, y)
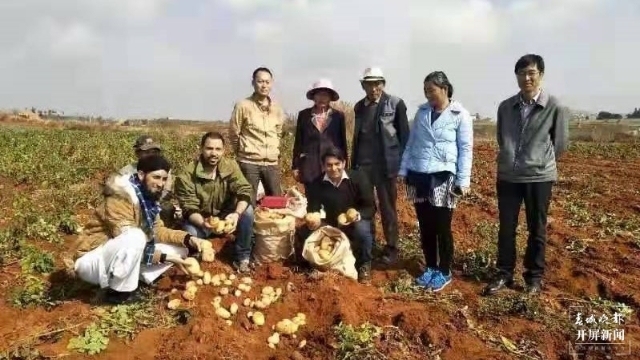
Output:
top-left (306, 79), bottom-right (339, 101)
top-left (360, 67), bottom-right (385, 82)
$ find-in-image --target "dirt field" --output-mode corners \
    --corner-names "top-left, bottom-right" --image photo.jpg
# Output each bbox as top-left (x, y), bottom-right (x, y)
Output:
top-left (0, 120), bottom-right (638, 360)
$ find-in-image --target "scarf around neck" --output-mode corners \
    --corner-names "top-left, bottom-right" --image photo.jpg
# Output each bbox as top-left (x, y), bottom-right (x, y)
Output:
top-left (129, 175), bottom-right (161, 265)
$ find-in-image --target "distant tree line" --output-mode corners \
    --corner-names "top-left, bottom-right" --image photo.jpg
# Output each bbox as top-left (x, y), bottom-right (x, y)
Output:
top-left (596, 108), bottom-right (640, 120)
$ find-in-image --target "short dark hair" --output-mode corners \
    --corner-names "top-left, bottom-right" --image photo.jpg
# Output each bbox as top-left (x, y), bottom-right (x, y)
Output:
top-left (252, 67), bottom-right (273, 80)
top-left (515, 54), bottom-right (545, 74)
top-left (137, 154), bottom-right (171, 173)
top-left (321, 146), bottom-right (346, 163)
top-left (200, 131), bottom-right (226, 147)
top-left (424, 71), bottom-right (454, 98)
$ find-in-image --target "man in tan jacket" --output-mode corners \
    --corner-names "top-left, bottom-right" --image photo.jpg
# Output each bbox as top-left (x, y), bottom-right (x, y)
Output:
top-left (229, 67), bottom-right (285, 205)
top-left (70, 154), bottom-right (210, 304)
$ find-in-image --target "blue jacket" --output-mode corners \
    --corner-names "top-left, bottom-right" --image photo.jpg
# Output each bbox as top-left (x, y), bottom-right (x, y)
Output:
top-left (398, 100), bottom-right (473, 187)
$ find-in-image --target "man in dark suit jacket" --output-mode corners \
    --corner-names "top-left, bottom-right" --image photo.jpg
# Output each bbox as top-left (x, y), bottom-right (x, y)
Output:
top-left (351, 67), bottom-right (409, 266)
top-left (298, 146), bottom-right (376, 283)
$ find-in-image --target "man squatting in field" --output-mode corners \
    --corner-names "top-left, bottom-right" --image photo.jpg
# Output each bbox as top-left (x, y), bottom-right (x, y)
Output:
top-left (351, 67), bottom-right (410, 266)
top-left (67, 154), bottom-right (211, 304)
top-left (173, 131), bottom-right (256, 274)
top-left (229, 67), bottom-right (286, 205)
top-left (118, 134), bottom-right (182, 223)
top-left (299, 146), bottom-right (376, 283)
top-left (483, 54), bottom-right (570, 296)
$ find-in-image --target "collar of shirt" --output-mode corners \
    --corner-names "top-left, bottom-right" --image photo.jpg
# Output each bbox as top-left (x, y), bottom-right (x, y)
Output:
top-left (251, 93), bottom-right (272, 112)
top-left (519, 89), bottom-right (542, 105)
top-left (323, 171), bottom-right (349, 188)
top-left (364, 97), bottom-right (380, 106)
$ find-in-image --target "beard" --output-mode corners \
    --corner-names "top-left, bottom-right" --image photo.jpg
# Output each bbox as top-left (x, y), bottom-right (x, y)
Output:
top-left (141, 177), bottom-right (162, 201)
top-left (142, 186), bottom-right (162, 201)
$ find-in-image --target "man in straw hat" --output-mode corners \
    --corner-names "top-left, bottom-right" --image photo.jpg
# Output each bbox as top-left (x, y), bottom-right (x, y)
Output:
top-left (292, 79), bottom-right (348, 195)
top-left (351, 67), bottom-right (409, 266)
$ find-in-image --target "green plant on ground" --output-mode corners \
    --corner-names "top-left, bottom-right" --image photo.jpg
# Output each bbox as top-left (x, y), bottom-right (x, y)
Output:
top-left (334, 322), bottom-right (384, 360)
top-left (20, 244), bottom-right (55, 274)
top-left (457, 220), bottom-right (498, 281)
top-left (67, 292), bottom-right (177, 355)
top-left (382, 271), bottom-right (463, 309)
top-left (9, 275), bottom-right (54, 309)
top-left (67, 323), bottom-right (110, 355)
top-left (477, 293), bottom-right (543, 321)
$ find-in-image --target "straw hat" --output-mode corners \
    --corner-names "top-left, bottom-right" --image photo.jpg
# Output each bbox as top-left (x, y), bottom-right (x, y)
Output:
top-left (306, 79), bottom-right (340, 101)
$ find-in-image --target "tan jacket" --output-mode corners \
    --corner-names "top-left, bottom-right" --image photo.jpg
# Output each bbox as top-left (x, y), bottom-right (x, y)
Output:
top-left (229, 95), bottom-right (285, 165)
top-left (70, 173), bottom-right (188, 260)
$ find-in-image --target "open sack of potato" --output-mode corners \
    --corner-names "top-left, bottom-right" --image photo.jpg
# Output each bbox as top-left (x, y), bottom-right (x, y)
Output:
top-left (301, 225), bottom-right (357, 280)
top-left (252, 207), bottom-right (296, 265)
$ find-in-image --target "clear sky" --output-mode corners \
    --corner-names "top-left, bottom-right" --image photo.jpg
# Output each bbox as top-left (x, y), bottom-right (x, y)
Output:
top-left (0, 0), bottom-right (637, 120)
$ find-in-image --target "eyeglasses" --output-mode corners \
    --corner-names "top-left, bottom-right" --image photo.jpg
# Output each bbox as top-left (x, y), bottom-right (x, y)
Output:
top-left (517, 70), bottom-right (540, 78)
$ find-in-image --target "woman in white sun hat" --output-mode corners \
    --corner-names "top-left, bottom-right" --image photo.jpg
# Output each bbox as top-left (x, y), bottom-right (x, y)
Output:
top-left (292, 79), bottom-right (348, 194)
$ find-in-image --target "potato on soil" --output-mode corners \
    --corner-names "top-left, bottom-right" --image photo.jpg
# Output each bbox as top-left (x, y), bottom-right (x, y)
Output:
top-left (202, 248), bottom-right (215, 262)
top-left (241, 276), bottom-right (252, 285)
top-left (234, 289), bottom-right (242, 297)
top-left (203, 271), bottom-right (212, 285)
top-left (268, 332), bottom-right (280, 345)
top-left (262, 286), bottom-right (274, 295)
top-left (252, 312), bottom-right (265, 325)
top-left (196, 279), bottom-right (203, 285)
top-left (167, 299), bottom-right (181, 309)
top-left (219, 287), bottom-right (229, 296)
top-left (185, 280), bottom-right (197, 290)
top-left (254, 300), bottom-right (267, 309)
top-left (216, 307), bottom-right (231, 319)
top-left (276, 319), bottom-right (299, 335)
top-left (230, 303), bottom-right (239, 314)
top-left (182, 287), bottom-right (197, 301)
top-left (224, 279), bottom-right (233, 286)
top-left (243, 298), bottom-right (251, 307)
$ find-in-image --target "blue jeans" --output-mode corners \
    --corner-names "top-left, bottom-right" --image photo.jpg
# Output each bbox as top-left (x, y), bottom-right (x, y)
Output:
top-left (182, 205), bottom-right (255, 262)
top-left (344, 219), bottom-right (374, 266)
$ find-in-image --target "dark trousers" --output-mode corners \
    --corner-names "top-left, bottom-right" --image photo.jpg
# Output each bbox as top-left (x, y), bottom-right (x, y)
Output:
top-left (238, 162), bottom-right (282, 206)
top-left (496, 180), bottom-right (553, 283)
top-left (415, 201), bottom-right (454, 274)
top-left (359, 165), bottom-right (398, 249)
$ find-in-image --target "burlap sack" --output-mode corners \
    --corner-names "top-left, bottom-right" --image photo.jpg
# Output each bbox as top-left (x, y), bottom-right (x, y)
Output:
top-left (252, 209), bottom-right (296, 264)
top-left (302, 226), bottom-right (357, 280)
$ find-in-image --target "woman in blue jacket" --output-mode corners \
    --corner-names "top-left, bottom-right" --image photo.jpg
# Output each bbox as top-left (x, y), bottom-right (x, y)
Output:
top-left (398, 71), bottom-right (473, 292)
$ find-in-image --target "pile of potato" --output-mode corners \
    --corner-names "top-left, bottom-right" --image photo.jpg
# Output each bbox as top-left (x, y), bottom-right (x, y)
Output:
top-left (313, 235), bottom-right (341, 261)
top-left (206, 216), bottom-right (235, 235)
top-left (337, 208), bottom-right (360, 226)
top-left (255, 208), bottom-right (287, 221)
top-left (166, 261), bottom-right (309, 350)
top-left (267, 313), bottom-right (307, 349)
